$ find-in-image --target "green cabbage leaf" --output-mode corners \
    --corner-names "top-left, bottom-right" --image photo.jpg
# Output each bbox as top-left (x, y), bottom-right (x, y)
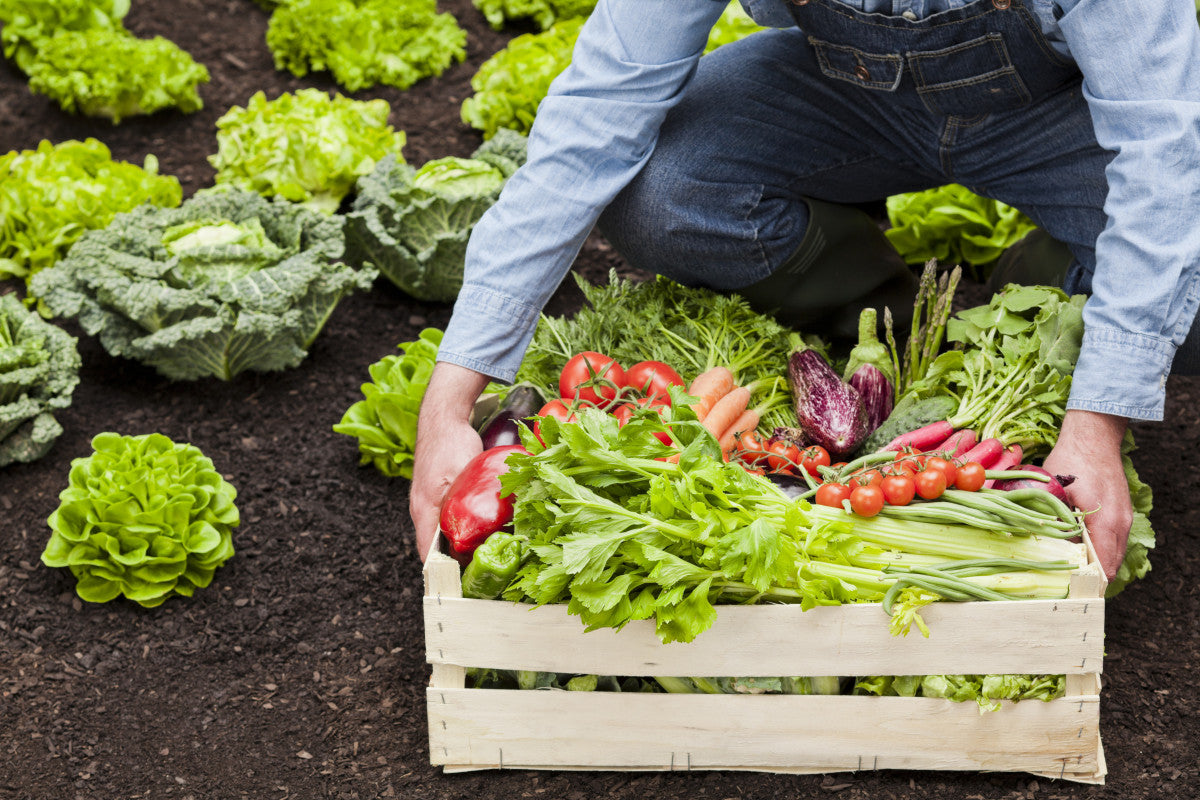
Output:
top-left (472, 0), bottom-right (595, 30)
top-left (266, 0), bottom-right (466, 92)
top-left (30, 188), bottom-right (375, 381)
top-left (41, 432), bottom-right (238, 607)
top-left (344, 130), bottom-right (527, 301)
top-left (26, 29), bottom-right (209, 123)
top-left (209, 89), bottom-right (406, 214)
top-left (885, 184), bottom-right (1038, 267)
top-left (0, 292), bottom-right (81, 467)
top-left (0, 138), bottom-right (182, 287)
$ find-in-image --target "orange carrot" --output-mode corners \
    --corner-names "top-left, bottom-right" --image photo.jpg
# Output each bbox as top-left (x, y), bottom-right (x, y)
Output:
top-left (717, 408), bottom-right (761, 454)
top-left (688, 367), bottom-right (735, 419)
top-left (701, 386), bottom-right (751, 440)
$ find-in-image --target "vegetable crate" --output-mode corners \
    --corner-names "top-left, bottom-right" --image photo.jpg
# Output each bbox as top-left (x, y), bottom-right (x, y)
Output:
top-left (423, 543), bottom-right (1106, 783)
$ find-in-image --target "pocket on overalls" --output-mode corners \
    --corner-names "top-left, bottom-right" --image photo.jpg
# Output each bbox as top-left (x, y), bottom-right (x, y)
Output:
top-left (808, 37), bottom-right (903, 92)
top-left (907, 33), bottom-right (1031, 116)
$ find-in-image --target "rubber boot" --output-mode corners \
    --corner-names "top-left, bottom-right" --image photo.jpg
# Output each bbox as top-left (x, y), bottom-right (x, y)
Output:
top-left (736, 197), bottom-right (919, 340)
top-left (984, 229), bottom-right (1073, 295)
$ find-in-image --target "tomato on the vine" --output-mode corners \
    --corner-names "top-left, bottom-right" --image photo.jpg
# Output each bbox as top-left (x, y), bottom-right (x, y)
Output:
top-left (736, 431), bottom-right (765, 465)
top-left (851, 469), bottom-right (884, 486)
top-left (534, 399), bottom-right (576, 443)
top-left (924, 456), bottom-right (957, 487)
top-left (914, 468), bottom-right (947, 500)
top-left (766, 440), bottom-right (801, 472)
top-left (611, 403), bottom-right (634, 426)
top-left (559, 351), bottom-right (625, 407)
top-left (622, 361), bottom-right (684, 404)
top-left (799, 445), bottom-right (830, 477)
top-left (815, 482), bottom-right (852, 508)
top-left (880, 474), bottom-right (916, 506)
top-left (954, 461), bottom-right (987, 492)
top-left (849, 483), bottom-right (885, 517)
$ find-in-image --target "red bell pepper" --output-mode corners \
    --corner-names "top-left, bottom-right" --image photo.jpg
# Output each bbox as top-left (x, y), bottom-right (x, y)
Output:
top-left (439, 445), bottom-right (527, 564)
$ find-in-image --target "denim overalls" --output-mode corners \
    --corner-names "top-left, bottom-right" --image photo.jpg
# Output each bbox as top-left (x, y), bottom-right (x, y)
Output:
top-left (600, 0), bottom-right (1111, 333)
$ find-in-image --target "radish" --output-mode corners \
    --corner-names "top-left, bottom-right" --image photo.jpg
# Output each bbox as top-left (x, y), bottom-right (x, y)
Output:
top-left (982, 444), bottom-right (1023, 489)
top-left (934, 428), bottom-right (977, 458)
top-left (881, 420), bottom-right (954, 452)
top-left (958, 437), bottom-right (1005, 469)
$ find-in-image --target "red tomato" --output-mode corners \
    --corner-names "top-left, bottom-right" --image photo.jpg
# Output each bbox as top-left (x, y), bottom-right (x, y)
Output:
top-left (815, 482), bottom-right (852, 509)
top-left (611, 403), bottom-right (634, 426)
top-left (924, 456), bottom-right (957, 487)
top-left (799, 445), bottom-right (830, 477)
top-left (559, 351), bottom-right (625, 407)
top-left (622, 361), bottom-right (684, 404)
top-left (534, 399), bottom-right (575, 444)
top-left (736, 431), bottom-right (764, 465)
top-left (766, 440), bottom-right (801, 472)
top-left (954, 461), bottom-right (987, 492)
top-left (851, 469), bottom-right (884, 486)
top-left (880, 474), bottom-right (916, 506)
top-left (914, 469), bottom-right (947, 500)
top-left (849, 484), bottom-right (885, 517)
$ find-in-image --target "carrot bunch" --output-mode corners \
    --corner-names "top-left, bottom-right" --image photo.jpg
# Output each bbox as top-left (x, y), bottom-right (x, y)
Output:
top-left (688, 367), bottom-right (761, 457)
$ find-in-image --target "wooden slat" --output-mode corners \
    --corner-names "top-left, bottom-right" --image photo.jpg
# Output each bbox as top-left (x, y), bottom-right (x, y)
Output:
top-left (427, 690), bottom-right (1100, 777)
top-left (423, 554), bottom-right (466, 691)
top-left (424, 595), bottom-right (1103, 676)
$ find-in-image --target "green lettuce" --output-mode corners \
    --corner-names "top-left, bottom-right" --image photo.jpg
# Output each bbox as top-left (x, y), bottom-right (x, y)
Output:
top-left (705, 1), bottom-right (765, 52)
top-left (209, 89), bottom-right (406, 214)
top-left (333, 327), bottom-right (443, 479)
top-left (472, 0), bottom-right (595, 30)
top-left (29, 188), bottom-right (375, 381)
top-left (885, 184), bottom-right (1038, 267)
top-left (0, 0), bottom-right (129, 72)
top-left (0, 292), bottom-right (81, 467)
top-left (266, 0), bottom-right (466, 92)
top-left (41, 432), bottom-right (238, 607)
top-left (461, 16), bottom-right (584, 139)
top-left (1107, 432), bottom-right (1155, 598)
top-left (343, 130), bottom-right (527, 302)
top-left (26, 29), bottom-right (209, 123)
top-left (1, 138), bottom-right (182, 288)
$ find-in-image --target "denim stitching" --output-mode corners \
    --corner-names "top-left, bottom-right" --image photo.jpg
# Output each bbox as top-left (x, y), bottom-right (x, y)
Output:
top-left (808, 37), bottom-right (904, 91)
top-left (1010, 2), bottom-right (1075, 69)
top-left (802, 0), bottom-right (1004, 32)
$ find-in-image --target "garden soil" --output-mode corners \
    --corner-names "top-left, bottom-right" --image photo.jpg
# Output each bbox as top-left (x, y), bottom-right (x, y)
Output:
top-left (1, 2), bottom-right (1197, 799)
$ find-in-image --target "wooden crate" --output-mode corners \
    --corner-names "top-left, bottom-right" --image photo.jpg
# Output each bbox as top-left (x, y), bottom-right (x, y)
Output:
top-left (424, 542), bottom-right (1106, 783)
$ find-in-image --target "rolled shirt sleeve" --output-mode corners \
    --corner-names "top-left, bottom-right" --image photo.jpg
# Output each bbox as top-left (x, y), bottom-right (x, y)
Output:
top-left (1057, 0), bottom-right (1200, 420)
top-left (438, 0), bottom-right (727, 382)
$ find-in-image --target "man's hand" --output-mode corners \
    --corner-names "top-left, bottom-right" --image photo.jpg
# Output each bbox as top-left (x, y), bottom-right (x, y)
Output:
top-left (409, 363), bottom-right (491, 561)
top-left (1042, 409), bottom-right (1132, 581)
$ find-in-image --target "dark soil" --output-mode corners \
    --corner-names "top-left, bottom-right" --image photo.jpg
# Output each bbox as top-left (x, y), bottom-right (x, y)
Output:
top-left (1, 3), bottom-right (1197, 799)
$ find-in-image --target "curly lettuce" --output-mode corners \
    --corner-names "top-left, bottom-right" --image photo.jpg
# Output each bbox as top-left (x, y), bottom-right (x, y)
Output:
top-left (266, 0), bottom-right (466, 92)
top-left (333, 327), bottom-right (443, 478)
top-left (0, 0), bottom-right (129, 72)
top-left (472, 0), bottom-right (594, 30)
top-left (210, 89), bottom-right (406, 214)
top-left (41, 432), bottom-right (238, 607)
top-left (461, 16), bottom-right (584, 139)
top-left (344, 130), bottom-right (527, 301)
top-left (885, 184), bottom-right (1038, 267)
top-left (1, 138), bottom-right (182, 288)
top-left (30, 188), bottom-right (375, 381)
top-left (0, 292), bottom-right (81, 467)
top-left (26, 29), bottom-right (209, 123)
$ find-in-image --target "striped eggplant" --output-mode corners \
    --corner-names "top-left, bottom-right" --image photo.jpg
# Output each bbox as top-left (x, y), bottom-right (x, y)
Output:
top-left (787, 348), bottom-right (869, 458)
top-left (847, 363), bottom-right (894, 432)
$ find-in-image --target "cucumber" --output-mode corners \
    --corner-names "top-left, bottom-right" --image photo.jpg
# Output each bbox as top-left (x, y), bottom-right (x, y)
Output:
top-left (855, 394), bottom-right (958, 455)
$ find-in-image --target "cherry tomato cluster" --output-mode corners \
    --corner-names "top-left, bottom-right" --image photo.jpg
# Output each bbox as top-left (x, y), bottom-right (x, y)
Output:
top-left (535, 351), bottom-right (686, 444)
top-left (732, 431), bottom-right (830, 478)
top-left (815, 449), bottom-right (988, 517)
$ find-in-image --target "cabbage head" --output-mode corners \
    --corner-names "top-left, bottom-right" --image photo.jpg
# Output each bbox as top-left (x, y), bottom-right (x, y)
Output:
top-left (41, 432), bottom-right (238, 607)
top-left (0, 292), bottom-right (81, 467)
top-left (30, 188), bottom-right (376, 381)
top-left (344, 130), bottom-right (527, 302)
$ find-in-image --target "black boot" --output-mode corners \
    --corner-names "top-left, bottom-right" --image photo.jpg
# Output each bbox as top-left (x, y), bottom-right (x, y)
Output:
top-left (736, 197), bottom-right (918, 340)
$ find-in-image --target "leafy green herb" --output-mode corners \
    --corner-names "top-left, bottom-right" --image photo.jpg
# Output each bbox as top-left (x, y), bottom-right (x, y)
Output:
top-left (885, 184), bottom-right (1038, 271)
top-left (0, 138), bottom-right (182, 287)
top-left (41, 432), bottom-right (238, 607)
top-left (0, 292), bottom-right (81, 467)
top-left (854, 673), bottom-right (1064, 712)
top-left (30, 187), bottom-right (373, 380)
top-left (516, 272), bottom-right (807, 431)
top-left (209, 89), bottom-right (406, 214)
top-left (343, 131), bottom-right (528, 302)
top-left (266, 0), bottom-right (466, 92)
top-left (333, 327), bottom-right (443, 479)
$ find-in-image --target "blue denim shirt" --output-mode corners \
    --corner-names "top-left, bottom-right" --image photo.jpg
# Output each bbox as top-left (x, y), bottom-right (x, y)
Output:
top-left (441, 0), bottom-right (1200, 422)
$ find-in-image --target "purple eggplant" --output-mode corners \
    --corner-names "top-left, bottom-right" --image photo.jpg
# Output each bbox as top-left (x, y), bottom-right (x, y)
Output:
top-left (478, 385), bottom-right (543, 449)
top-left (848, 363), bottom-right (894, 433)
top-left (787, 348), bottom-right (869, 458)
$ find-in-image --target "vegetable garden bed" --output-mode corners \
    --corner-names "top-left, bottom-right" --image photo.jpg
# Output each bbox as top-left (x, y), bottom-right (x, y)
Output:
top-left (424, 540), bottom-right (1107, 782)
